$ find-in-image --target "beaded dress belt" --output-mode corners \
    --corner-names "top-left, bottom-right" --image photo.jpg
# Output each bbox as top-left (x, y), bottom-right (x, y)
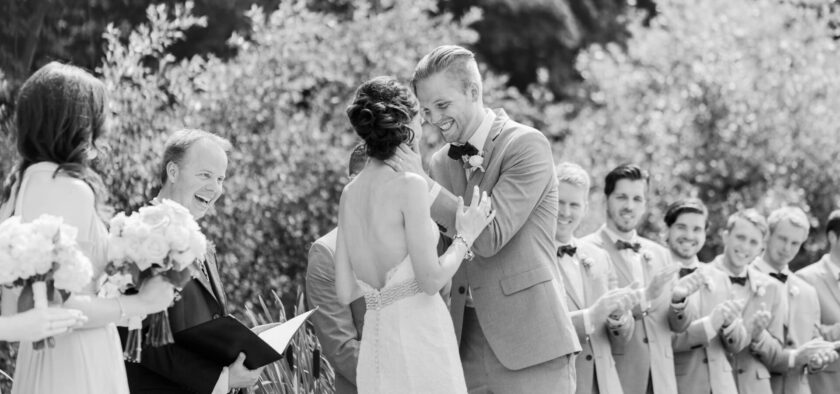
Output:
top-left (364, 279), bottom-right (423, 311)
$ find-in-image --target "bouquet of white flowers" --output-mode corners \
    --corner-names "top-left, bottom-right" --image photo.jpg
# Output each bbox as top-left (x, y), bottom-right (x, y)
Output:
top-left (0, 214), bottom-right (94, 349)
top-left (100, 199), bottom-right (207, 362)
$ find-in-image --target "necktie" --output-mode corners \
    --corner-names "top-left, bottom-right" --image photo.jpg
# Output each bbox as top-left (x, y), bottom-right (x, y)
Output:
top-left (447, 142), bottom-right (479, 160)
top-left (729, 276), bottom-right (747, 286)
top-left (679, 267), bottom-right (697, 278)
top-left (616, 240), bottom-right (641, 253)
top-left (769, 272), bottom-right (788, 283)
top-left (557, 244), bottom-right (577, 258)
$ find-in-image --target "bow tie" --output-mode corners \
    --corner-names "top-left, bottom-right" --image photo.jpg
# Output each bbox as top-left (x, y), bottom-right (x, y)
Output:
top-left (769, 272), bottom-right (788, 283)
top-left (557, 244), bottom-right (577, 258)
top-left (447, 142), bottom-right (479, 160)
top-left (615, 240), bottom-right (641, 253)
top-left (729, 276), bottom-right (747, 286)
top-left (679, 267), bottom-right (697, 278)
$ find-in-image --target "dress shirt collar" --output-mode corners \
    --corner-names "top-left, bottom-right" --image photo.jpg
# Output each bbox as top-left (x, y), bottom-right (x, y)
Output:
top-left (465, 108), bottom-right (495, 154)
top-left (826, 254), bottom-right (840, 280)
top-left (753, 257), bottom-right (791, 276)
top-left (602, 224), bottom-right (639, 245)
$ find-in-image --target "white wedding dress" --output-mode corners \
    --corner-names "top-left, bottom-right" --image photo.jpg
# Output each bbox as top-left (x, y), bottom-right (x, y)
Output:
top-left (355, 221), bottom-right (467, 394)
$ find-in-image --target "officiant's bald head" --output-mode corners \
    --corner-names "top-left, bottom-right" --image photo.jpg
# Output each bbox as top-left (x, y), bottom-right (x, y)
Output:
top-left (411, 45), bottom-right (482, 95)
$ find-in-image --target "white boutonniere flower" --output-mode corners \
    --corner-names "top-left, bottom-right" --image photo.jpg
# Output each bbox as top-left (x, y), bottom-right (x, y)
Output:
top-left (754, 282), bottom-right (767, 297)
top-left (789, 285), bottom-right (800, 297)
top-left (578, 254), bottom-right (594, 272)
top-left (703, 273), bottom-right (715, 292)
top-left (642, 251), bottom-right (653, 265)
top-left (464, 155), bottom-right (485, 172)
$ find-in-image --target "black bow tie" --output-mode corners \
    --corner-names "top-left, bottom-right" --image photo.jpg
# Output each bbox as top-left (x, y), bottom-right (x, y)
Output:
top-left (679, 267), bottom-right (697, 278)
top-left (615, 240), bottom-right (641, 253)
top-left (729, 276), bottom-right (747, 286)
top-left (557, 244), bottom-right (577, 258)
top-left (447, 142), bottom-right (479, 160)
top-left (769, 272), bottom-right (788, 284)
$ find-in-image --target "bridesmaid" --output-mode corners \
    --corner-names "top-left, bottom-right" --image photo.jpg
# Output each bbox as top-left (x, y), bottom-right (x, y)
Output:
top-left (0, 62), bottom-right (176, 394)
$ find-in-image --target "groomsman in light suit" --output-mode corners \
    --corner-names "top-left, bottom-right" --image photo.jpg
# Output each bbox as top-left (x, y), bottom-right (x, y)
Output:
top-left (710, 209), bottom-right (785, 394)
top-left (391, 45), bottom-right (581, 392)
top-left (750, 206), bottom-right (838, 394)
top-left (305, 145), bottom-right (368, 394)
top-left (797, 209), bottom-right (840, 393)
top-left (553, 163), bottom-right (638, 394)
top-left (666, 199), bottom-right (749, 394)
top-left (580, 164), bottom-right (696, 394)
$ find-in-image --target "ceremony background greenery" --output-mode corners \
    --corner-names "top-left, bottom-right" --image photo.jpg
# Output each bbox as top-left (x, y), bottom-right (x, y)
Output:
top-left (1, 0), bottom-right (839, 390)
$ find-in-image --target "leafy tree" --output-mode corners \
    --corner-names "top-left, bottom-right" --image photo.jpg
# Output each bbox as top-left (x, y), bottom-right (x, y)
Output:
top-left (559, 0), bottom-right (840, 266)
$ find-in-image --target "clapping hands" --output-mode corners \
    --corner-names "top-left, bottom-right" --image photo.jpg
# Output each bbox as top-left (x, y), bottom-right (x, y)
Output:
top-left (746, 302), bottom-right (772, 341)
top-left (672, 270), bottom-right (706, 302)
top-left (646, 265), bottom-right (679, 301)
top-left (591, 286), bottom-right (640, 323)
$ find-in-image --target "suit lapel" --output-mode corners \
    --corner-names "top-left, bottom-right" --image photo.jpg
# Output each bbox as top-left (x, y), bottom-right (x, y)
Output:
top-left (599, 229), bottom-right (633, 286)
top-left (197, 249), bottom-right (226, 312)
top-left (819, 258), bottom-right (840, 305)
top-left (465, 110), bottom-right (508, 195)
top-left (557, 259), bottom-right (583, 309)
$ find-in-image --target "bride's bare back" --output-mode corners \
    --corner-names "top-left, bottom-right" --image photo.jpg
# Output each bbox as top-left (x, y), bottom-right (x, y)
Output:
top-left (338, 161), bottom-right (424, 289)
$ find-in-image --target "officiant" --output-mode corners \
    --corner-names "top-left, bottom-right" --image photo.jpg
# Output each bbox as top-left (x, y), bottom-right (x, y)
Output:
top-left (119, 129), bottom-right (264, 394)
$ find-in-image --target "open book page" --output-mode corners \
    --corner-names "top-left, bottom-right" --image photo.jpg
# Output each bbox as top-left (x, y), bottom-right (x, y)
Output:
top-left (254, 308), bottom-right (317, 354)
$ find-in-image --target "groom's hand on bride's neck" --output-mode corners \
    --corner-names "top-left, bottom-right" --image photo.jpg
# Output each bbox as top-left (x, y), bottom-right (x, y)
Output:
top-left (385, 144), bottom-right (429, 181)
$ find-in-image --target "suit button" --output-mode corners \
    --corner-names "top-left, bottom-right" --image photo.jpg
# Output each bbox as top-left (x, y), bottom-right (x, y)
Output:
top-left (643, 337), bottom-right (649, 343)
top-left (787, 340), bottom-right (794, 346)
top-left (738, 369), bottom-right (745, 374)
top-left (612, 330), bottom-right (619, 336)
top-left (677, 315), bottom-right (684, 320)
top-left (586, 355), bottom-right (593, 361)
top-left (728, 338), bottom-right (734, 344)
top-left (458, 286), bottom-right (466, 294)
top-left (703, 358), bottom-right (708, 364)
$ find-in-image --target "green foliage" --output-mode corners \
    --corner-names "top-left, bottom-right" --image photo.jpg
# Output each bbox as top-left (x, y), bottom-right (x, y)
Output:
top-left (559, 0), bottom-right (840, 263)
top-left (98, 0), bottom-right (479, 314)
top-left (245, 290), bottom-right (334, 394)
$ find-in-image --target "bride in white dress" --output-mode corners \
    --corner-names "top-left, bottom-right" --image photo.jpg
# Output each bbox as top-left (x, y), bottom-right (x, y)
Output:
top-left (335, 76), bottom-right (494, 394)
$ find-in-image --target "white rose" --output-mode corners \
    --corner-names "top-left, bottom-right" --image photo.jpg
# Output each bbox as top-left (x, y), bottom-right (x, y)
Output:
top-left (467, 155), bottom-right (483, 168)
top-left (165, 224), bottom-right (191, 252)
top-left (109, 212), bottom-right (128, 235)
top-left (138, 205), bottom-right (170, 229)
top-left (189, 231), bottom-right (207, 259)
top-left (53, 249), bottom-right (94, 293)
top-left (30, 214), bottom-right (63, 240)
top-left (140, 234), bottom-right (170, 267)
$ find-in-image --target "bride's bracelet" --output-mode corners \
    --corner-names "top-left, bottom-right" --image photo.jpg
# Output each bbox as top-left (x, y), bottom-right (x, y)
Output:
top-left (453, 234), bottom-right (474, 261)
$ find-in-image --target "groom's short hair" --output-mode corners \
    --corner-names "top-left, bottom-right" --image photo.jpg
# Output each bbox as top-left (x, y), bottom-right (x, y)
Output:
top-left (159, 129), bottom-right (232, 185)
top-left (411, 45), bottom-right (481, 93)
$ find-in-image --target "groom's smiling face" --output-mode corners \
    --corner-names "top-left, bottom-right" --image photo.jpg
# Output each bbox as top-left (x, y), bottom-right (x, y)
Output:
top-left (415, 72), bottom-right (483, 145)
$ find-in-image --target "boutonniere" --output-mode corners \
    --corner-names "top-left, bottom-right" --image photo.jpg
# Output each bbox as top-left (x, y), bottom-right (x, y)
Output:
top-left (754, 281), bottom-right (767, 297)
top-left (642, 251), bottom-right (653, 265)
top-left (578, 254), bottom-right (594, 272)
top-left (703, 273), bottom-right (715, 292)
top-left (789, 285), bottom-right (800, 297)
top-left (464, 154), bottom-right (485, 172)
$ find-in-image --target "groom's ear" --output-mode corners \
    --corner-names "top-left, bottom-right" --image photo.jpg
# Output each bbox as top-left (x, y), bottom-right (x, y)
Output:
top-left (166, 161), bottom-right (179, 183)
top-left (466, 82), bottom-right (481, 102)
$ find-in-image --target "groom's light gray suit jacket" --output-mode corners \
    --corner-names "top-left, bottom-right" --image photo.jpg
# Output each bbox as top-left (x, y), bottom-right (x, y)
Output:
top-left (428, 109), bottom-right (581, 371)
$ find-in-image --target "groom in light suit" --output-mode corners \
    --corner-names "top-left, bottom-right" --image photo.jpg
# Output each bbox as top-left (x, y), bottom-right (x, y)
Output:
top-left (394, 45), bottom-right (580, 392)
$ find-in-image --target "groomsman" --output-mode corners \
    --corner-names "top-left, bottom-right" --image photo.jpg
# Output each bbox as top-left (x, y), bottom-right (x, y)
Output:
top-left (666, 199), bottom-right (748, 394)
top-left (392, 45), bottom-right (581, 392)
top-left (305, 145), bottom-right (368, 394)
top-left (750, 206), bottom-right (838, 394)
top-left (710, 209), bottom-right (785, 394)
top-left (797, 209), bottom-right (840, 393)
top-left (553, 162), bottom-right (638, 394)
top-left (580, 164), bottom-right (696, 394)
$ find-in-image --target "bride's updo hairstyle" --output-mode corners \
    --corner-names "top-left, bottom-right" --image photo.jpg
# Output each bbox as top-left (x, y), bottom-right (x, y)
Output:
top-left (346, 76), bottom-right (418, 161)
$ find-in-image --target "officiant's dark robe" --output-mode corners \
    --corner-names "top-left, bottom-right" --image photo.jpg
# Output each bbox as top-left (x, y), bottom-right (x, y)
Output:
top-left (119, 248), bottom-right (229, 394)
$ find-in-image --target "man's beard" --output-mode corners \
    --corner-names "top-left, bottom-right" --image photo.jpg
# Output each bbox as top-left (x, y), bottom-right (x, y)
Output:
top-left (668, 238), bottom-right (699, 260)
top-left (607, 208), bottom-right (638, 233)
